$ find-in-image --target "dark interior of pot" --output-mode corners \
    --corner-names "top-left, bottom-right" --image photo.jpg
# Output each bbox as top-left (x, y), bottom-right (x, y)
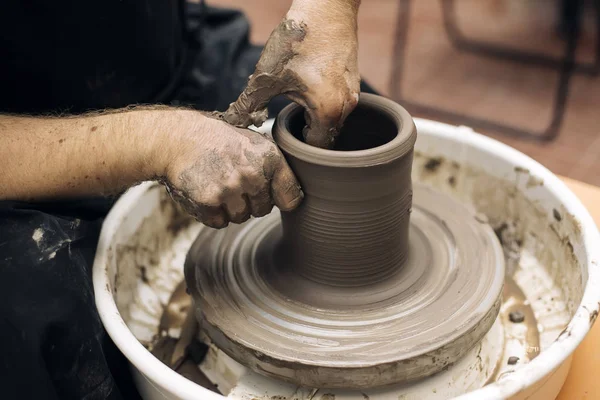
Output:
top-left (287, 103), bottom-right (399, 151)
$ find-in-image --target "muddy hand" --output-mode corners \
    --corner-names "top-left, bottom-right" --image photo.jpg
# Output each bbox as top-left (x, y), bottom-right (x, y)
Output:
top-left (164, 116), bottom-right (303, 229)
top-left (222, 2), bottom-right (360, 149)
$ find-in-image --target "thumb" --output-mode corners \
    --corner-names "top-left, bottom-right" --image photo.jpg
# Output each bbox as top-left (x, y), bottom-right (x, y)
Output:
top-left (223, 17), bottom-right (308, 128)
top-left (222, 73), bottom-right (283, 129)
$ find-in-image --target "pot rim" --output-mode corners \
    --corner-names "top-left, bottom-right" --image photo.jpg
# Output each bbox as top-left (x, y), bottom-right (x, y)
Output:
top-left (93, 118), bottom-right (600, 400)
top-left (273, 93), bottom-right (417, 167)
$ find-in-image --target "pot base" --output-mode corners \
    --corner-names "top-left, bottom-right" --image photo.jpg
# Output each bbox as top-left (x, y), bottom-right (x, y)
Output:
top-left (186, 183), bottom-right (505, 388)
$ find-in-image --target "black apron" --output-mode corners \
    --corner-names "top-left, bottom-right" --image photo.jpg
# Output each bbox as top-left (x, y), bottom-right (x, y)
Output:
top-left (0, 1), bottom-right (376, 398)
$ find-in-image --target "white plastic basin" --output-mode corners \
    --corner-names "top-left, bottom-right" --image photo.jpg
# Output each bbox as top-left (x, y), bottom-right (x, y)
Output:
top-left (93, 118), bottom-right (600, 400)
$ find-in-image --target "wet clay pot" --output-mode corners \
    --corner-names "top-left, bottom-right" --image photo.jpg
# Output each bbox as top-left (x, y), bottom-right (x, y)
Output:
top-left (273, 93), bottom-right (418, 287)
top-left (180, 95), bottom-right (503, 388)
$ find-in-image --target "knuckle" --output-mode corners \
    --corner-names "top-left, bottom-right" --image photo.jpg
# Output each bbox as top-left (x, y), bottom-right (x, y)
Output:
top-left (197, 184), bottom-right (230, 207)
top-left (195, 194), bottom-right (222, 209)
top-left (261, 146), bottom-right (285, 176)
top-left (223, 173), bottom-right (244, 191)
top-left (243, 164), bottom-right (265, 181)
top-left (262, 140), bottom-right (281, 157)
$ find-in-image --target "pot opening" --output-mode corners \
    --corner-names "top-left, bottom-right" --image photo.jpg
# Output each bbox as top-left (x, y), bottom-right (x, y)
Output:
top-left (287, 103), bottom-right (399, 151)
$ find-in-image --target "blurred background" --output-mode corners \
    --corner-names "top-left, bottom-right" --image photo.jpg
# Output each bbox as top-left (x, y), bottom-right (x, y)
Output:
top-left (214, 0), bottom-right (600, 186)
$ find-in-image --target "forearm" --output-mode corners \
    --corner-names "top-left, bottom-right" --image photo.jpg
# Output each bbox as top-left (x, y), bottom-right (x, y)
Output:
top-left (288, 0), bottom-right (360, 24)
top-left (0, 107), bottom-right (201, 201)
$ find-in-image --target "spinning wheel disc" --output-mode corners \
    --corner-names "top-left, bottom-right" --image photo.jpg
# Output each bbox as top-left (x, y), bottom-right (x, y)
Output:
top-left (185, 184), bottom-right (505, 389)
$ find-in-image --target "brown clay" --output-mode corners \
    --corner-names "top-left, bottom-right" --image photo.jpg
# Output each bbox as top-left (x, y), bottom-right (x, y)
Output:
top-left (273, 93), bottom-right (416, 287)
top-left (185, 94), bottom-right (505, 388)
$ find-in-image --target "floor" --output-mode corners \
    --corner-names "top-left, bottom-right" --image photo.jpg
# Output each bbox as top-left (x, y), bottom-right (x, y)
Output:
top-left (211, 0), bottom-right (600, 186)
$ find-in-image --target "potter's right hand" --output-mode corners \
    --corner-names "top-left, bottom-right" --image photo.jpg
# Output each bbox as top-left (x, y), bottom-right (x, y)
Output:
top-left (163, 114), bottom-right (303, 229)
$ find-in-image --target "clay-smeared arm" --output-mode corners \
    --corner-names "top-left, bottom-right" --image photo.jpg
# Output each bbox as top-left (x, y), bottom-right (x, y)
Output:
top-left (223, 0), bottom-right (361, 149)
top-left (0, 108), bottom-right (302, 228)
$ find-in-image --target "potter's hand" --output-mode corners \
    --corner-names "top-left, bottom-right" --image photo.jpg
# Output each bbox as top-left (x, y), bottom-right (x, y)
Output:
top-left (164, 115), bottom-right (303, 229)
top-left (0, 107), bottom-right (302, 220)
top-left (222, 0), bottom-right (361, 149)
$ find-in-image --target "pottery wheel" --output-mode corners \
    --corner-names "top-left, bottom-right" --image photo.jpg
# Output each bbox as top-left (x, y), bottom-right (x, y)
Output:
top-left (185, 183), bottom-right (505, 389)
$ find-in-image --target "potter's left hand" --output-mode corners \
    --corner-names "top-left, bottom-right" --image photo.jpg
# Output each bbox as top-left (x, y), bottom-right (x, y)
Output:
top-left (222, 0), bottom-right (361, 149)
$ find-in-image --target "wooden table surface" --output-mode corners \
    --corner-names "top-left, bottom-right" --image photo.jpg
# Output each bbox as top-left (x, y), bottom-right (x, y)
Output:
top-left (555, 177), bottom-right (600, 400)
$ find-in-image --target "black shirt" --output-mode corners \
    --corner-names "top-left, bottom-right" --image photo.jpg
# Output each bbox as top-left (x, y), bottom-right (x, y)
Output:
top-left (0, 0), bottom-right (185, 114)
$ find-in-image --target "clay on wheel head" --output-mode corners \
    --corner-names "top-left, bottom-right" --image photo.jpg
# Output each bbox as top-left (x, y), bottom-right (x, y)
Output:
top-left (184, 94), bottom-right (505, 389)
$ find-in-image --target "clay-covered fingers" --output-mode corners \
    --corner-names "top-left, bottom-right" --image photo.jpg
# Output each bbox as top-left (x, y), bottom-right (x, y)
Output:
top-left (270, 158), bottom-right (303, 212)
top-left (302, 86), bottom-right (360, 149)
top-left (222, 77), bottom-right (272, 129)
top-left (222, 34), bottom-right (287, 128)
top-left (164, 117), bottom-right (303, 229)
top-left (190, 161), bottom-right (302, 227)
top-left (193, 204), bottom-right (229, 229)
top-left (222, 18), bottom-right (308, 129)
top-left (244, 188), bottom-right (273, 218)
top-left (165, 187), bottom-right (230, 229)
top-left (242, 139), bottom-right (303, 214)
top-left (221, 193), bottom-right (251, 224)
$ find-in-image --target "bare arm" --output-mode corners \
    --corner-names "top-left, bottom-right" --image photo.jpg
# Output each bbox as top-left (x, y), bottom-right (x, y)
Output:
top-left (1, 108), bottom-right (175, 200)
top-left (223, 0), bottom-right (361, 149)
top-left (0, 108), bottom-right (302, 228)
top-left (286, 0), bottom-right (360, 23)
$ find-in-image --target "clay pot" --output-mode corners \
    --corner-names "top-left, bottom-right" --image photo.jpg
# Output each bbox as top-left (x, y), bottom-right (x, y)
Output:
top-left (272, 93), bottom-right (417, 287)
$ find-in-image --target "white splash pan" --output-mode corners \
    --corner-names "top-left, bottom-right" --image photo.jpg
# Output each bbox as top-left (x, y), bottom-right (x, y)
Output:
top-left (93, 118), bottom-right (600, 400)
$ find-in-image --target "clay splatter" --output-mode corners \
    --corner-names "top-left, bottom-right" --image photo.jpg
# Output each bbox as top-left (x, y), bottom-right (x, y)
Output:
top-left (553, 209), bottom-right (562, 222)
top-left (32, 228), bottom-right (44, 245)
top-left (509, 310), bottom-right (525, 323)
top-left (424, 157), bottom-right (443, 172)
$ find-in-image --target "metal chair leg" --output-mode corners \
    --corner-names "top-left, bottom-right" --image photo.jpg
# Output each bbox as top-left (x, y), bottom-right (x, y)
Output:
top-left (440, 0), bottom-right (596, 75)
top-left (390, 0), bottom-right (590, 142)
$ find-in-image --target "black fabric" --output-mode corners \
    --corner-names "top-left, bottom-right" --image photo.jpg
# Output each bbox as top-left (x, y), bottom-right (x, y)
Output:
top-left (0, 206), bottom-right (116, 400)
top-left (0, 2), bottom-right (378, 399)
top-left (0, 0), bottom-right (184, 114)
